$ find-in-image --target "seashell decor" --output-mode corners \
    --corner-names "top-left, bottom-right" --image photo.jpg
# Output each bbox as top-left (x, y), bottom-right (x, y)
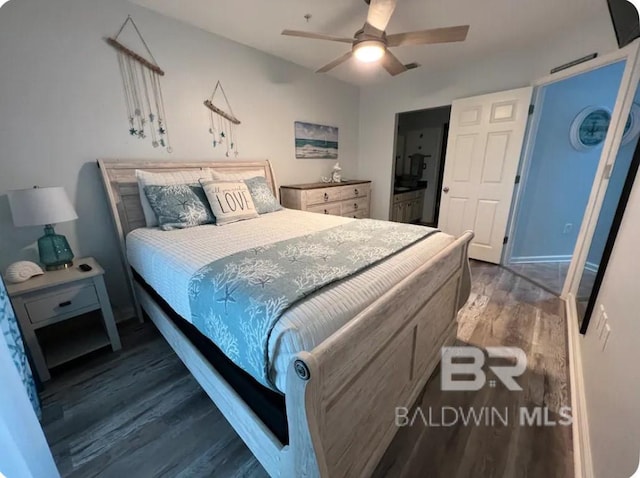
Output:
top-left (5, 261), bottom-right (44, 284)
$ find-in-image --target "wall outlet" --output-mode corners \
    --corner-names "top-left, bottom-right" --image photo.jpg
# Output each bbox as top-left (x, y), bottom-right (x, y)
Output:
top-left (563, 223), bottom-right (573, 234)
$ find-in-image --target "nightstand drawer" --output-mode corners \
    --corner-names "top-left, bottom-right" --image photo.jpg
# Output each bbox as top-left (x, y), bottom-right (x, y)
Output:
top-left (25, 284), bottom-right (99, 325)
top-left (341, 197), bottom-right (369, 214)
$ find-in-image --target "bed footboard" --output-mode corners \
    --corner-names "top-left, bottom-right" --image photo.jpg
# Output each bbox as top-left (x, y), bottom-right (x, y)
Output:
top-left (284, 231), bottom-right (473, 478)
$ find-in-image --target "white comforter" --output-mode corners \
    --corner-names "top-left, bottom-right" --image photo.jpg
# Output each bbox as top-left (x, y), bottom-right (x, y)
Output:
top-left (126, 209), bottom-right (455, 392)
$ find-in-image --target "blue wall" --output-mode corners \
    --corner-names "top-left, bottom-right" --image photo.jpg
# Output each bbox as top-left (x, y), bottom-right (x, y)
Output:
top-left (511, 61), bottom-right (626, 261)
top-left (585, 84), bottom-right (640, 268)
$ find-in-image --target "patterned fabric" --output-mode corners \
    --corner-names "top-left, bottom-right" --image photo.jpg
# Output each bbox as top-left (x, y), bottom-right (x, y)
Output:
top-left (188, 219), bottom-right (437, 390)
top-left (144, 185), bottom-right (215, 231)
top-left (136, 169), bottom-right (214, 227)
top-left (244, 176), bottom-right (282, 214)
top-left (0, 277), bottom-right (40, 416)
top-left (201, 181), bottom-right (260, 226)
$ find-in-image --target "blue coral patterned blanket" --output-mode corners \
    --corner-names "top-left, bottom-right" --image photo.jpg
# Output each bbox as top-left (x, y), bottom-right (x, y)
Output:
top-left (188, 219), bottom-right (438, 390)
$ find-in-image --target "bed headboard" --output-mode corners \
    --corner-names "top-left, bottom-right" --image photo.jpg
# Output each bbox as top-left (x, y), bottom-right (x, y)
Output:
top-left (97, 159), bottom-right (279, 309)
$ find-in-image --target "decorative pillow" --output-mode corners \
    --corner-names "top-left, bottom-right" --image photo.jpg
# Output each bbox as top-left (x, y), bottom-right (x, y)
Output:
top-left (200, 180), bottom-right (259, 226)
top-left (136, 169), bottom-right (213, 227)
top-left (143, 185), bottom-right (215, 231)
top-left (211, 168), bottom-right (266, 181)
top-left (244, 176), bottom-right (282, 214)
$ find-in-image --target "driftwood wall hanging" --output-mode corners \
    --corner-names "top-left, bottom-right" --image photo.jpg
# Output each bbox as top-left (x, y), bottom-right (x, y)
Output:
top-left (107, 16), bottom-right (172, 153)
top-left (204, 81), bottom-right (240, 157)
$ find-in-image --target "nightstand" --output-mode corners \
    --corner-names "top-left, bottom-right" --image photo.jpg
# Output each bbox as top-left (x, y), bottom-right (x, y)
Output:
top-left (6, 257), bottom-right (121, 381)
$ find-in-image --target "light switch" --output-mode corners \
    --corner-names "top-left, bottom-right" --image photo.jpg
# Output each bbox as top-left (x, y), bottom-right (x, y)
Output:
top-left (602, 323), bottom-right (611, 351)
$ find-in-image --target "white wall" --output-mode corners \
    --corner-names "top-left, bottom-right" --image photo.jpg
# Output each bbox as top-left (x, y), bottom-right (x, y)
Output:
top-left (580, 174), bottom-right (640, 478)
top-left (357, 14), bottom-right (619, 220)
top-left (0, 0), bottom-right (359, 314)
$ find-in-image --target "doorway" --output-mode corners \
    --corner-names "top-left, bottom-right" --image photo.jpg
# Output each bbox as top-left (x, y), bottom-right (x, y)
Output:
top-left (390, 106), bottom-right (451, 226)
top-left (504, 61), bottom-right (628, 296)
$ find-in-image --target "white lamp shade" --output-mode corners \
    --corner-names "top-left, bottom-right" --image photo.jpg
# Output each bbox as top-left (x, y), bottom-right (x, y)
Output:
top-left (8, 187), bottom-right (78, 227)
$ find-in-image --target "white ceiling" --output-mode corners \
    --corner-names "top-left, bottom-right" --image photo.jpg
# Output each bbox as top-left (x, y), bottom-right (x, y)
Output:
top-left (131, 0), bottom-right (610, 85)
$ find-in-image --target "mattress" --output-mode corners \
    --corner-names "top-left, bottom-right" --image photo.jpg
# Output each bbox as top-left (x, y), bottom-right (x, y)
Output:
top-left (127, 208), bottom-right (455, 392)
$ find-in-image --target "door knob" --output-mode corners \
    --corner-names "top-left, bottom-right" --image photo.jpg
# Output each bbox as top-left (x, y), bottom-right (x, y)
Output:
top-left (443, 187), bottom-right (450, 193)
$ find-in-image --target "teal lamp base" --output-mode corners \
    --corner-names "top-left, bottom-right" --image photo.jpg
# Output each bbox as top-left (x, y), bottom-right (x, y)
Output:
top-left (38, 225), bottom-right (74, 271)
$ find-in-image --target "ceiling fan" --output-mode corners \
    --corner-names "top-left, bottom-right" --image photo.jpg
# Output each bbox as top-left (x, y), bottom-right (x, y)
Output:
top-left (282, 0), bottom-right (469, 76)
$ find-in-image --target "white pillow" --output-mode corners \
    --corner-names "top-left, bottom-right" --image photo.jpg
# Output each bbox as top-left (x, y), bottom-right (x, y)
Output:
top-left (211, 168), bottom-right (266, 181)
top-left (136, 169), bottom-right (213, 227)
top-left (201, 180), bottom-right (259, 226)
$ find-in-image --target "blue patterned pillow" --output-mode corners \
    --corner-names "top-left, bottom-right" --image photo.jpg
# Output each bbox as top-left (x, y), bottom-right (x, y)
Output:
top-left (144, 185), bottom-right (215, 230)
top-left (244, 176), bottom-right (282, 214)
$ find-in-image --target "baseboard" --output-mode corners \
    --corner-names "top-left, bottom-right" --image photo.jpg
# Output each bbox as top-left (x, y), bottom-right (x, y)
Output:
top-left (510, 254), bottom-right (573, 264)
top-left (565, 295), bottom-right (594, 478)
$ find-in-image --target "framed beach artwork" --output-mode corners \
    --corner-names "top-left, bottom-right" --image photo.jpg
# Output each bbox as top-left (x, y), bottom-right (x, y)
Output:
top-left (294, 122), bottom-right (339, 159)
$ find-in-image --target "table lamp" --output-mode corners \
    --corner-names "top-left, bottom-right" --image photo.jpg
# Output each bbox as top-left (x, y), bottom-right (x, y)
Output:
top-left (8, 186), bottom-right (78, 271)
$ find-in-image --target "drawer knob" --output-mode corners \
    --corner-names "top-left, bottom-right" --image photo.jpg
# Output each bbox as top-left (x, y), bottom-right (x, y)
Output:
top-left (354, 189), bottom-right (359, 196)
top-left (324, 209), bottom-right (328, 214)
top-left (323, 192), bottom-right (329, 202)
top-left (58, 300), bottom-right (72, 308)
top-left (354, 203), bottom-right (358, 209)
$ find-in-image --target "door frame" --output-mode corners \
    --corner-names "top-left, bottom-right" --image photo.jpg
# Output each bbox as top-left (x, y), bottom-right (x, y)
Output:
top-left (501, 86), bottom-right (546, 266)
top-left (500, 40), bottom-right (640, 300)
top-left (562, 40), bottom-right (640, 299)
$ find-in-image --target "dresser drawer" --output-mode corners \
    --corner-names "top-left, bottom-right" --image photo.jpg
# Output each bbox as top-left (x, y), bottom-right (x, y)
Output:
top-left (307, 203), bottom-right (342, 216)
top-left (305, 188), bottom-right (342, 206)
top-left (340, 183), bottom-right (370, 200)
top-left (344, 208), bottom-right (369, 219)
top-left (25, 284), bottom-right (99, 325)
top-left (341, 197), bottom-right (369, 214)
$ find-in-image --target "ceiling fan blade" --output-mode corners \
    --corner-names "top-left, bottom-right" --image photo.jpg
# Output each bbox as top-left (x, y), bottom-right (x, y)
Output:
top-left (387, 25), bottom-right (470, 47)
top-left (366, 0), bottom-right (398, 32)
top-left (281, 29), bottom-right (353, 44)
top-left (381, 50), bottom-right (408, 76)
top-left (316, 51), bottom-right (353, 73)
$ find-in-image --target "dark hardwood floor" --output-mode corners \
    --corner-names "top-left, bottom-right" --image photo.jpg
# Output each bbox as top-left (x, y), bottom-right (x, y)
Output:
top-left (41, 261), bottom-right (573, 478)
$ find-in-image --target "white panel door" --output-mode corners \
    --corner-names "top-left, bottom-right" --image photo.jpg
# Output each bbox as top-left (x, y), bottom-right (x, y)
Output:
top-left (438, 87), bottom-right (533, 263)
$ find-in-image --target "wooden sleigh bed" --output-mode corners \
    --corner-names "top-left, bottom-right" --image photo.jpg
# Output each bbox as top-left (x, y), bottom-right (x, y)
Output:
top-left (98, 159), bottom-right (473, 478)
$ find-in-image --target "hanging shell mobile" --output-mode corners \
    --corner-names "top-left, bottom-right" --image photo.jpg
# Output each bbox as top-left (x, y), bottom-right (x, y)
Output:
top-left (107, 16), bottom-right (172, 153)
top-left (204, 81), bottom-right (240, 157)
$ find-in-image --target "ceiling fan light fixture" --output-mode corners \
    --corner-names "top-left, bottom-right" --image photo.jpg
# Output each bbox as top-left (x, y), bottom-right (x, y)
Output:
top-left (353, 40), bottom-right (386, 63)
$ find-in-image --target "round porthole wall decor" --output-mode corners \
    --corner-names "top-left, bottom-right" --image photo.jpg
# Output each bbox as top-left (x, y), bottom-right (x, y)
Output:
top-left (622, 103), bottom-right (640, 146)
top-left (570, 106), bottom-right (611, 151)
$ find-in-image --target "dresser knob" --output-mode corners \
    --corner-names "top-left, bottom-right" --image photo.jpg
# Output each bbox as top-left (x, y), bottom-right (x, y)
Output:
top-left (323, 193), bottom-right (329, 202)
top-left (354, 189), bottom-right (359, 196)
top-left (324, 209), bottom-right (328, 214)
top-left (354, 203), bottom-right (358, 209)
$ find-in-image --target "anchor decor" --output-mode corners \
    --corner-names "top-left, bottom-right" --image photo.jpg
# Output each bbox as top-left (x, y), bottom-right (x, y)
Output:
top-left (107, 16), bottom-right (172, 153)
top-left (204, 81), bottom-right (241, 157)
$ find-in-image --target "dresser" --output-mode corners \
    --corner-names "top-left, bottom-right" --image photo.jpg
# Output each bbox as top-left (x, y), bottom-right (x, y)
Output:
top-left (280, 180), bottom-right (371, 219)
